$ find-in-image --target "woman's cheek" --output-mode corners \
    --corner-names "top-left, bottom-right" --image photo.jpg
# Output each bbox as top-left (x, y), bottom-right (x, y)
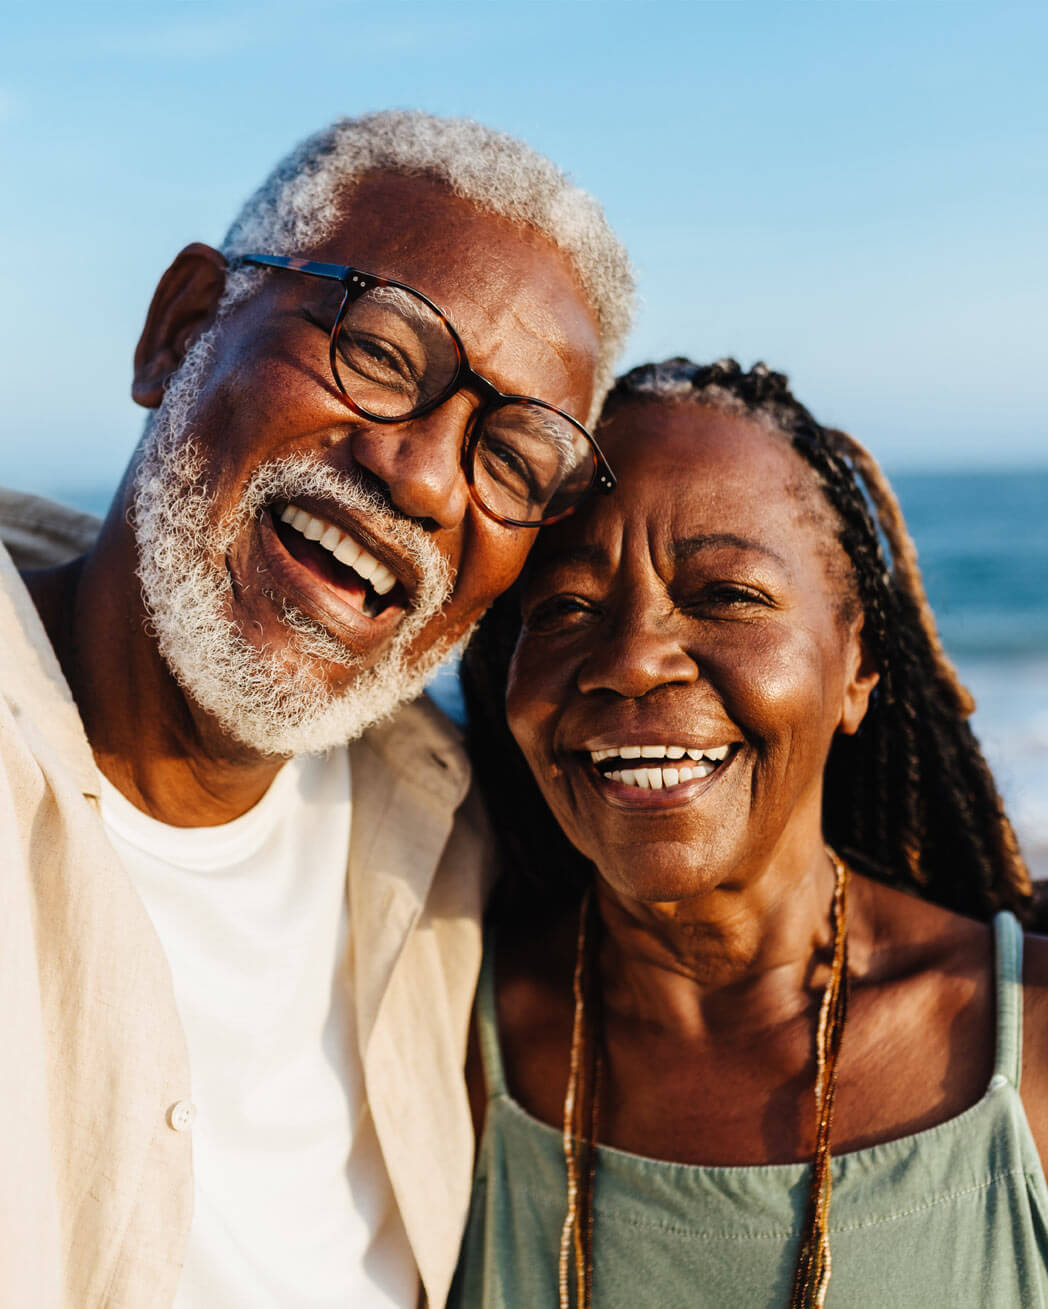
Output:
top-left (713, 627), bottom-right (822, 736)
top-left (504, 654), bottom-right (534, 756)
top-left (506, 644), bottom-right (563, 755)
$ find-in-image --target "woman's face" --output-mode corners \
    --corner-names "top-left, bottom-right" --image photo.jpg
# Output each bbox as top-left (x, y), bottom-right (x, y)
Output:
top-left (506, 399), bottom-right (879, 904)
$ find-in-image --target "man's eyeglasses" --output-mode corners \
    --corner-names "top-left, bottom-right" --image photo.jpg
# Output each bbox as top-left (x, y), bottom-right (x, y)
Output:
top-left (237, 253), bottom-right (616, 528)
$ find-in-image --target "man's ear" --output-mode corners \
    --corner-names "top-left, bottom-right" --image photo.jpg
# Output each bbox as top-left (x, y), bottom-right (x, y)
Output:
top-left (838, 615), bottom-right (880, 737)
top-left (132, 243), bottom-right (228, 409)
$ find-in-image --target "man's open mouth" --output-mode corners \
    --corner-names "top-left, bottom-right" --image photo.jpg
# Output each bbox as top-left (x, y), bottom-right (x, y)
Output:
top-left (270, 502), bottom-right (409, 619)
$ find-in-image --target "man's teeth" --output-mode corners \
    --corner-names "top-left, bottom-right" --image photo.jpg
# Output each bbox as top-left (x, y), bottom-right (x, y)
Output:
top-left (588, 743), bottom-right (731, 790)
top-left (279, 505), bottom-right (396, 596)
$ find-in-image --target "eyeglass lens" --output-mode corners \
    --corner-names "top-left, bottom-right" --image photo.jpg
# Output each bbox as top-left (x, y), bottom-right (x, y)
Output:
top-left (334, 284), bottom-right (595, 525)
top-left (469, 402), bottom-right (596, 526)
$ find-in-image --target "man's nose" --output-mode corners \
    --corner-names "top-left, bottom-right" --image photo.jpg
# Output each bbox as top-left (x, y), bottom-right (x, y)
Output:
top-left (349, 397), bottom-right (473, 532)
top-left (575, 610), bottom-right (699, 700)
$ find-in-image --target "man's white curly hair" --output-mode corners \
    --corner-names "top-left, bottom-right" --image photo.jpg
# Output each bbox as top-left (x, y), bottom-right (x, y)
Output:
top-left (219, 110), bottom-right (634, 415)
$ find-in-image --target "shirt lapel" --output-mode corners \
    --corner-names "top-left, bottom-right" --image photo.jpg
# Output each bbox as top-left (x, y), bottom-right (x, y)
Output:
top-left (348, 697), bottom-right (485, 1307)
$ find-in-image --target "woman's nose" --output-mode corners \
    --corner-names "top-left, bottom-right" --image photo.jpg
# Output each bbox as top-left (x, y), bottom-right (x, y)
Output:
top-left (575, 611), bottom-right (699, 700)
top-left (349, 398), bottom-right (473, 531)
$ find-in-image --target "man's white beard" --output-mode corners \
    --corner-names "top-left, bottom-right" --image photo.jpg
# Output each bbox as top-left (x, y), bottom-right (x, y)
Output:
top-left (131, 332), bottom-right (463, 757)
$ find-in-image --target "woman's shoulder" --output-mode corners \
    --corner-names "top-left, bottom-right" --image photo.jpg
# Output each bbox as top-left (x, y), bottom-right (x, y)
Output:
top-left (859, 879), bottom-right (1048, 1166)
top-left (483, 906), bottom-right (581, 1131)
top-left (855, 873), bottom-right (1047, 993)
top-left (850, 874), bottom-right (992, 980)
top-left (495, 907), bottom-right (578, 1044)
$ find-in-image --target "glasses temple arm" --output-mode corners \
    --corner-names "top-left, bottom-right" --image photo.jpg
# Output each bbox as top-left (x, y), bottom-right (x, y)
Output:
top-left (238, 254), bottom-right (351, 285)
top-left (588, 437), bottom-right (617, 494)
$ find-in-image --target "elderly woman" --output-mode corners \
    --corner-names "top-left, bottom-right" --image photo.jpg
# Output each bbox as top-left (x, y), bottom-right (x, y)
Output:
top-left (451, 359), bottom-right (1048, 1308)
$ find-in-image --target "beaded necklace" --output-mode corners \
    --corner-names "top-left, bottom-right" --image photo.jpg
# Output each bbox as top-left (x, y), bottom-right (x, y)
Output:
top-left (558, 852), bottom-right (851, 1309)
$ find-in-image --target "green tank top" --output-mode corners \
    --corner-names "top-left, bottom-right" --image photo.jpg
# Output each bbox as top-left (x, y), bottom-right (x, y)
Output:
top-left (449, 912), bottom-right (1048, 1307)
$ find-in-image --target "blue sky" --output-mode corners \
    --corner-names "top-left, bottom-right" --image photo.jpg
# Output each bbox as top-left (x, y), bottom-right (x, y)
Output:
top-left (2, 1), bottom-right (1046, 503)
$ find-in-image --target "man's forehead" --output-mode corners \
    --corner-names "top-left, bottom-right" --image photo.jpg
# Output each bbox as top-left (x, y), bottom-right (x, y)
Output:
top-left (306, 174), bottom-right (580, 312)
top-left (308, 170), bottom-right (600, 411)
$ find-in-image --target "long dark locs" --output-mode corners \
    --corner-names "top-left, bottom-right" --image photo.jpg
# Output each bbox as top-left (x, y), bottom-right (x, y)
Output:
top-left (462, 357), bottom-right (1034, 925)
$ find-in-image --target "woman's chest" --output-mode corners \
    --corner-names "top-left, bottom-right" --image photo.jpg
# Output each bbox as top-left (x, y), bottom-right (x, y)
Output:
top-left (502, 961), bottom-right (994, 1167)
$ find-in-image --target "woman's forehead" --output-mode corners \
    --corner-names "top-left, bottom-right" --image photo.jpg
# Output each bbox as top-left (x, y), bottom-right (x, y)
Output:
top-left (601, 397), bottom-right (797, 483)
top-left (540, 399), bottom-right (821, 557)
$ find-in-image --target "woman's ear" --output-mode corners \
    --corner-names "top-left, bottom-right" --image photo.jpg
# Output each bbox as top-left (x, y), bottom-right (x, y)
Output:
top-left (838, 614), bottom-right (880, 736)
top-left (131, 243), bottom-right (228, 409)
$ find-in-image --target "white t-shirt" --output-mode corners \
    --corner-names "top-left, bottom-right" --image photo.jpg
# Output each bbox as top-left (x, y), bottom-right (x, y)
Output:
top-left (100, 749), bottom-right (417, 1309)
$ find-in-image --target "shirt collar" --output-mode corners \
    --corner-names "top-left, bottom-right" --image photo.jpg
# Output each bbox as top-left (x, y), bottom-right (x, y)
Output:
top-left (0, 538), bottom-right (99, 800)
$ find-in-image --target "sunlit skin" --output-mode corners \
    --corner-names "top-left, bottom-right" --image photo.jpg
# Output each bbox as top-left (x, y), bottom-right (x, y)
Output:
top-left (470, 398), bottom-right (1048, 1172)
top-left (24, 174), bottom-right (600, 826)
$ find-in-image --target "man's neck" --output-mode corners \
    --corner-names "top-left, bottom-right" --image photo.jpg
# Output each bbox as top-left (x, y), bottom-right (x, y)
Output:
top-left (24, 516), bottom-right (285, 828)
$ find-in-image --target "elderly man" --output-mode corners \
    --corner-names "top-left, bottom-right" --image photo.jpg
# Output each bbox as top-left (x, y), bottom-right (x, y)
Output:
top-left (1, 111), bottom-right (632, 1308)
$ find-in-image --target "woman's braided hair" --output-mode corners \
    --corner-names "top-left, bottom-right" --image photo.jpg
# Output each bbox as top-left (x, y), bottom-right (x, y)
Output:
top-left (462, 358), bottom-right (1033, 924)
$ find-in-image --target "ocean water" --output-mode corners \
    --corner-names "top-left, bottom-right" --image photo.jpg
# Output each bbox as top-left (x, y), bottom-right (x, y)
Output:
top-left (892, 471), bottom-right (1048, 878)
top-left (49, 470), bottom-right (1048, 877)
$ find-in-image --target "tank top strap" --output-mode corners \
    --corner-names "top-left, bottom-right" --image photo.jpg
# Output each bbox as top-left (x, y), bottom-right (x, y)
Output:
top-left (993, 910), bottom-right (1024, 1089)
top-left (476, 928), bottom-right (509, 1100)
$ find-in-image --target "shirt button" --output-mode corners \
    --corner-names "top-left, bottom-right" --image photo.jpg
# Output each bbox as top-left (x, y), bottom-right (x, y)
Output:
top-left (167, 1100), bottom-right (197, 1132)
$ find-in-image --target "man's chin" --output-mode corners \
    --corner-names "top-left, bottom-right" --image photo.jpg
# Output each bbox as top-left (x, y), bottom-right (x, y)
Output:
top-left (169, 655), bottom-right (405, 760)
top-left (142, 551), bottom-right (458, 757)
top-left (163, 609), bottom-right (471, 759)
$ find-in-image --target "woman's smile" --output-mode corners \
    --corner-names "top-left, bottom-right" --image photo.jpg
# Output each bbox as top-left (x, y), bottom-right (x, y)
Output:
top-left (567, 739), bottom-right (741, 811)
top-left (588, 739), bottom-right (734, 787)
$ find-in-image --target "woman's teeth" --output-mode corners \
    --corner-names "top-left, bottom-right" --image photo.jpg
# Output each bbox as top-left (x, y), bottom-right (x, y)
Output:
top-left (278, 504), bottom-right (397, 596)
top-left (589, 743), bottom-right (731, 790)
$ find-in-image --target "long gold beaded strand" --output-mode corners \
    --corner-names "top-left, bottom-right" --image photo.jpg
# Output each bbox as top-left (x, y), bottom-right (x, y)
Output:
top-left (790, 852), bottom-right (850, 1308)
top-left (579, 925), bottom-right (603, 1308)
top-left (559, 889), bottom-right (592, 1309)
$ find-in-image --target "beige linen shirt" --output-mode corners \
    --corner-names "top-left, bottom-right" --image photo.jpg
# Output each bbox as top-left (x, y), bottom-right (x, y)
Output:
top-left (0, 491), bottom-right (490, 1308)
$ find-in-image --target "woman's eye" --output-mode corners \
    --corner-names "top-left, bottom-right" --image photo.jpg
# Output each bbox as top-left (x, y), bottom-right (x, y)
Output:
top-left (686, 584), bottom-right (771, 612)
top-left (522, 594), bottom-right (597, 633)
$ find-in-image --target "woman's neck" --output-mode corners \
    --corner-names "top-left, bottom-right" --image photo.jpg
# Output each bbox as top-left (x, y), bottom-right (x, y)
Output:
top-left (593, 842), bottom-right (840, 1042)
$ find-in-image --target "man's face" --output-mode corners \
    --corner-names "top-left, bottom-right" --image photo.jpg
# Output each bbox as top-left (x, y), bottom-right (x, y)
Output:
top-left (132, 173), bottom-right (601, 755)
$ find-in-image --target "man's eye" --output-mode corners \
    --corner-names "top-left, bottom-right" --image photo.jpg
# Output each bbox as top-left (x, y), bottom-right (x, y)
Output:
top-left (338, 329), bottom-right (420, 392)
top-left (477, 440), bottom-right (540, 504)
